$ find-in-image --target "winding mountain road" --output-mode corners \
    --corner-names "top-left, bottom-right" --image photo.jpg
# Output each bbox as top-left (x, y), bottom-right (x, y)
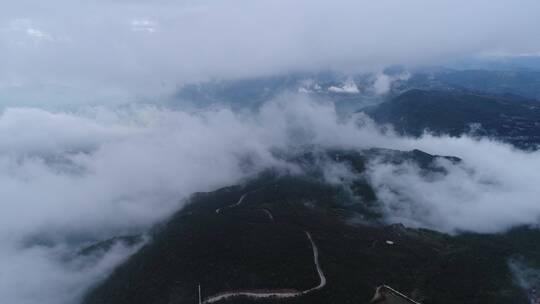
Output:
top-left (260, 209), bottom-right (275, 222)
top-left (215, 193), bottom-right (247, 214)
top-left (302, 231), bottom-right (326, 293)
top-left (202, 231), bottom-right (325, 303)
top-left (203, 196), bottom-right (326, 303)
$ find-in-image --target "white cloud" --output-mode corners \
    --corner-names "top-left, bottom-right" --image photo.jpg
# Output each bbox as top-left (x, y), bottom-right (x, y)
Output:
top-left (1, 18), bottom-right (54, 42)
top-left (363, 135), bottom-right (540, 233)
top-left (328, 80), bottom-right (360, 94)
top-left (372, 73), bottom-right (392, 95)
top-left (0, 241), bottom-right (143, 304)
top-left (26, 28), bottom-right (52, 40)
top-left (0, 103), bottom-right (291, 304)
top-left (130, 19), bottom-right (157, 33)
top-left (371, 72), bottom-right (410, 95)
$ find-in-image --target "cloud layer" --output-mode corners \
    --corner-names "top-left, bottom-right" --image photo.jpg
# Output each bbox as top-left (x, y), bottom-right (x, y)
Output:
top-left (1, 96), bottom-right (540, 303)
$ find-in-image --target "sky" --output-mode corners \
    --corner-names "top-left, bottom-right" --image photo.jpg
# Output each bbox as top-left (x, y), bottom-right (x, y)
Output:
top-left (2, 1), bottom-right (540, 303)
top-left (2, 0), bottom-right (540, 102)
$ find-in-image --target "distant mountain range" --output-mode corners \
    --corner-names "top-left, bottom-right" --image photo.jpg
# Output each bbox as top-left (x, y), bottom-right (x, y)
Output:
top-left (170, 71), bottom-right (385, 114)
top-left (172, 68), bottom-right (540, 109)
top-left (364, 89), bottom-right (540, 150)
top-left (398, 69), bottom-right (540, 101)
top-left (172, 69), bottom-right (540, 150)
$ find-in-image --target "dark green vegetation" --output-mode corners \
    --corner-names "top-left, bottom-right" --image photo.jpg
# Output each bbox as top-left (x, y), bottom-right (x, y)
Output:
top-left (84, 149), bottom-right (538, 304)
top-left (366, 89), bottom-right (540, 149)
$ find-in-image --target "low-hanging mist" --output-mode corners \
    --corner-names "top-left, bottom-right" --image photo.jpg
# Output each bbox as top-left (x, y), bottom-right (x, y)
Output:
top-left (1, 95), bottom-right (540, 303)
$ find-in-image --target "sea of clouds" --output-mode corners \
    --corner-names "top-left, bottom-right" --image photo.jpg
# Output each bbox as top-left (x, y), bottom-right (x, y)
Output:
top-left (1, 96), bottom-right (539, 303)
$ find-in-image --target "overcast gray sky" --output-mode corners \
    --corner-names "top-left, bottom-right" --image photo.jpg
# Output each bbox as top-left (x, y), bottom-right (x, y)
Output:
top-left (2, 0), bottom-right (540, 99)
